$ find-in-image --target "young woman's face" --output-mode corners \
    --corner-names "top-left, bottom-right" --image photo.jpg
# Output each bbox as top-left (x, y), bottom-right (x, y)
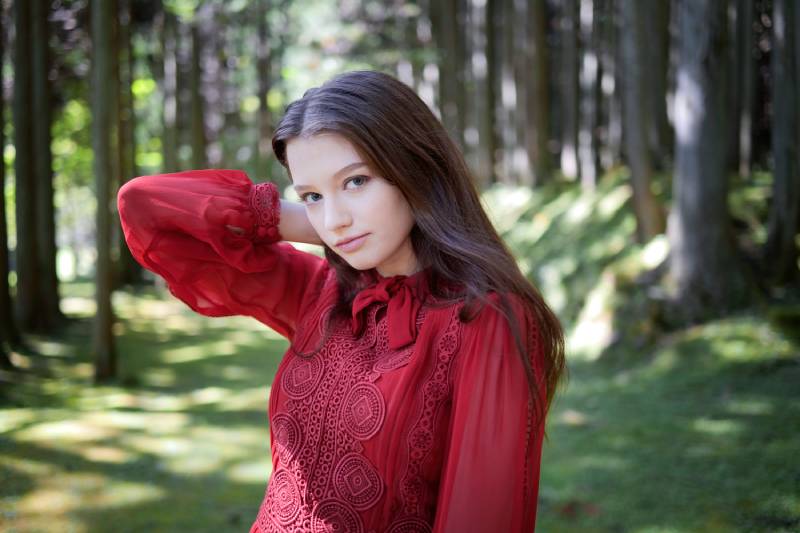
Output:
top-left (286, 133), bottom-right (419, 277)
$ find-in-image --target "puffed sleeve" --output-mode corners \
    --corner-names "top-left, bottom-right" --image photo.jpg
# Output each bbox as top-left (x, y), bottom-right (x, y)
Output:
top-left (117, 168), bottom-right (327, 340)
top-left (433, 295), bottom-right (547, 533)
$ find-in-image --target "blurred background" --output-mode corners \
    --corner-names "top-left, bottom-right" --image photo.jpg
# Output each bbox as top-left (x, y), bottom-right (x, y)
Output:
top-left (1, 0), bottom-right (798, 531)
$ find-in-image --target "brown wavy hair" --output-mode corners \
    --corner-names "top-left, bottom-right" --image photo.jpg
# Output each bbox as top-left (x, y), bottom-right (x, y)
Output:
top-left (271, 70), bottom-right (566, 426)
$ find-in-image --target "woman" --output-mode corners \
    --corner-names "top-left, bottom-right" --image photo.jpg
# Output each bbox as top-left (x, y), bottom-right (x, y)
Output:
top-left (118, 70), bottom-right (566, 532)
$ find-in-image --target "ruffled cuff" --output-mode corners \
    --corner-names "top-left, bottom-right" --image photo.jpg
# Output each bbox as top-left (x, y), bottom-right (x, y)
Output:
top-left (248, 181), bottom-right (283, 243)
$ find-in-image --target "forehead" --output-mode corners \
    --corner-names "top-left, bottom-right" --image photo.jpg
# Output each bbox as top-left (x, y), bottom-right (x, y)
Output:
top-left (286, 134), bottom-right (364, 186)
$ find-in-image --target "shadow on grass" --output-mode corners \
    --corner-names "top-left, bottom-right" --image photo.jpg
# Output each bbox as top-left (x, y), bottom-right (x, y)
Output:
top-left (538, 317), bottom-right (800, 533)
top-left (1, 286), bottom-right (287, 532)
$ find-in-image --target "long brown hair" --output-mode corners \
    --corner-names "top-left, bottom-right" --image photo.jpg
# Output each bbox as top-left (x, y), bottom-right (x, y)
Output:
top-left (272, 70), bottom-right (566, 426)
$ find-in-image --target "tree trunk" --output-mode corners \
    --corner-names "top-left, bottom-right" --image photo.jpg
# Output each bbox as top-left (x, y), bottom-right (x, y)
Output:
top-left (578, 0), bottom-right (598, 189)
top-left (256, 0), bottom-right (273, 181)
top-left (520, 0), bottom-right (552, 185)
top-left (115, 0), bottom-right (142, 286)
top-left (189, 18), bottom-right (208, 168)
top-left (92, 0), bottom-right (117, 381)
top-left (0, 9), bottom-right (17, 367)
top-left (31, 0), bottom-right (63, 329)
top-left (737, 0), bottom-right (755, 177)
top-left (560, 0), bottom-right (580, 180)
top-left (668, 0), bottom-right (751, 320)
top-left (162, 8), bottom-right (179, 172)
top-left (598, 0), bottom-right (622, 171)
top-left (646, 0), bottom-right (672, 169)
top-left (12, 0), bottom-right (42, 331)
top-left (764, 0), bottom-right (799, 284)
top-left (620, 0), bottom-right (665, 242)
top-left (431, 0), bottom-right (466, 151)
top-left (483, 0), bottom-right (499, 184)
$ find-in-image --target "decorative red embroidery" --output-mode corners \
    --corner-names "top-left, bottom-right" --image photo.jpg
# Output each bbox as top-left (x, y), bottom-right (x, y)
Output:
top-left (281, 352), bottom-right (325, 399)
top-left (342, 383), bottom-right (385, 440)
top-left (249, 182), bottom-right (282, 242)
top-left (252, 300), bottom-right (463, 532)
top-left (271, 413), bottom-right (303, 461)
top-left (311, 499), bottom-right (363, 533)
top-left (400, 305), bottom-right (462, 516)
top-left (265, 469), bottom-right (301, 526)
top-left (385, 516), bottom-right (433, 533)
top-left (332, 452), bottom-right (385, 510)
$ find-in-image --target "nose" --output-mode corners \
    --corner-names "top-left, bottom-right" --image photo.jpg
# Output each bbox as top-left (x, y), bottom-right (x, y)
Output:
top-left (323, 196), bottom-right (352, 232)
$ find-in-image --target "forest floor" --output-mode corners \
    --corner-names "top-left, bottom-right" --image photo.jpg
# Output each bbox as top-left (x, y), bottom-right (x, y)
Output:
top-left (1, 170), bottom-right (799, 533)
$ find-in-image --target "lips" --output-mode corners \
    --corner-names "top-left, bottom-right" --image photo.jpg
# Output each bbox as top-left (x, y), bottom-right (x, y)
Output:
top-left (335, 233), bottom-right (369, 247)
top-left (335, 233), bottom-right (369, 253)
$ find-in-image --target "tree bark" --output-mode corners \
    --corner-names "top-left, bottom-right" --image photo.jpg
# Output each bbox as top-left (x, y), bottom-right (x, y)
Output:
top-left (115, 0), bottom-right (142, 286)
top-left (578, 0), bottom-right (598, 189)
top-left (668, 0), bottom-right (751, 320)
top-left (620, 0), bottom-right (665, 242)
top-left (764, 0), bottom-right (799, 284)
top-left (0, 8), bottom-right (17, 367)
top-left (737, 0), bottom-right (755, 177)
top-left (521, 0), bottom-right (553, 185)
top-left (646, 0), bottom-right (672, 169)
top-left (256, 0), bottom-right (274, 181)
top-left (162, 7), bottom-right (179, 172)
top-left (92, 0), bottom-right (118, 381)
top-left (560, 0), bottom-right (580, 180)
top-left (189, 17), bottom-right (208, 168)
top-left (12, 0), bottom-right (42, 331)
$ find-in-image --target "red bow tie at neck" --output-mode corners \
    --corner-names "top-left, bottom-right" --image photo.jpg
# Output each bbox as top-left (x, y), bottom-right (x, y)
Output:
top-left (351, 274), bottom-right (424, 350)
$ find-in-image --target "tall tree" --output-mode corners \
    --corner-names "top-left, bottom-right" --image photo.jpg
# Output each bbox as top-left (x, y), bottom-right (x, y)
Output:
top-left (764, 0), bottom-right (799, 284)
top-left (620, 0), bottom-right (665, 242)
top-left (12, 0), bottom-right (40, 331)
top-left (645, 0), bottom-right (672, 169)
top-left (577, 0), bottom-right (599, 189)
top-left (737, 0), bottom-right (755, 177)
top-left (0, 4), bottom-right (17, 368)
top-left (161, 6), bottom-right (179, 172)
top-left (92, 0), bottom-right (117, 381)
top-left (115, 0), bottom-right (142, 286)
top-left (668, 0), bottom-right (751, 319)
top-left (431, 0), bottom-right (467, 151)
top-left (32, 0), bottom-right (63, 328)
top-left (255, 0), bottom-right (274, 181)
top-left (516, 0), bottom-right (552, 185)
top-left (560, 0), bottom-right (580, 179)
top-left (189, 13), bottom-right (208, 168)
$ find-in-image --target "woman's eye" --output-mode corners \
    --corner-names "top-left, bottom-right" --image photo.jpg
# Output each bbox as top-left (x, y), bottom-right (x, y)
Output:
top-left (346, 175), bottom-right (369, 189)
top-left (301, 192), bottom-right (322, 204)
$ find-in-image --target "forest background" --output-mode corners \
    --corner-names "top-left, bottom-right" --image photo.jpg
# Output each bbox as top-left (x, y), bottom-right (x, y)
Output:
top-left (1, 0), bottom-right (798, 531)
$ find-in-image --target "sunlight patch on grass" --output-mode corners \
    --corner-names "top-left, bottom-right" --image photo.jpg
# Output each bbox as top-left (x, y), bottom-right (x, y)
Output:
top-left (725, 398), bottom-right (773, 416)
top-left (228, 457), bottom-right (272, 484)
top-left (15, 420), bottom-right (116, 443)
top-left (692, 417), bottom-right (743, 436)
top-left (569, 269), bottom-right (616, 361)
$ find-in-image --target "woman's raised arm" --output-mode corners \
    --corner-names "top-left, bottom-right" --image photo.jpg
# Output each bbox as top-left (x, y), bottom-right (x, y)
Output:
top-left (117, 168), bottom-right (329, 340)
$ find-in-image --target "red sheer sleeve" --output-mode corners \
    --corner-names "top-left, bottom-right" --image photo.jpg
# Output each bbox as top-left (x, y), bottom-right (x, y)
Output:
top-left (433, 296), bottom-right (547, 532)
top-left (117, 169), bottom-right (327, 340)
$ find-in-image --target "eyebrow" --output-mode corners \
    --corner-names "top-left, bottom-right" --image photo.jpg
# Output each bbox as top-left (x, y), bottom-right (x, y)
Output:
top-left (293, 162), bottom-right (368, 193)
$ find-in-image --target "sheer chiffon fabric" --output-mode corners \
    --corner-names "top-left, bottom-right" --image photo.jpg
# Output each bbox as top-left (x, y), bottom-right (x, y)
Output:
top-left (118, 169), bottom-right (547, 532)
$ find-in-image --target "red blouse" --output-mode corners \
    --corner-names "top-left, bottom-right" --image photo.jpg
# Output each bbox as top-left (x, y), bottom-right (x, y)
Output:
top-left (117, 169), bottom-right (547, 533)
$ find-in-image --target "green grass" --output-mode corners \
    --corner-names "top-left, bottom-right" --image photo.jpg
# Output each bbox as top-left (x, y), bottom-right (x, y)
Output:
top-left (2, 169), bottom-right (799, 532)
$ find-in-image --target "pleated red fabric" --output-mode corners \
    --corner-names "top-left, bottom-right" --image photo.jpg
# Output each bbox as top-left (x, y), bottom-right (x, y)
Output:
top-left (118, 169), bottom-right (547, 533)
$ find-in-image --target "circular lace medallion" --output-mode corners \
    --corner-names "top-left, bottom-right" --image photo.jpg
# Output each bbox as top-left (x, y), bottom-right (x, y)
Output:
top-left (282, 353), bottom-right (324, 399)
top-left (386, 516), bottom-right (433, 533)
top-left (310, 498), bottom-right (364, 533)
top-left (332, 452), bottom-right (384, 510)
top-left (341, 382), bottom-right (386, 440)
top-left (266, 469), bottom-right (301, 526)
top-left (271, 413), bottom-right (303, 461)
